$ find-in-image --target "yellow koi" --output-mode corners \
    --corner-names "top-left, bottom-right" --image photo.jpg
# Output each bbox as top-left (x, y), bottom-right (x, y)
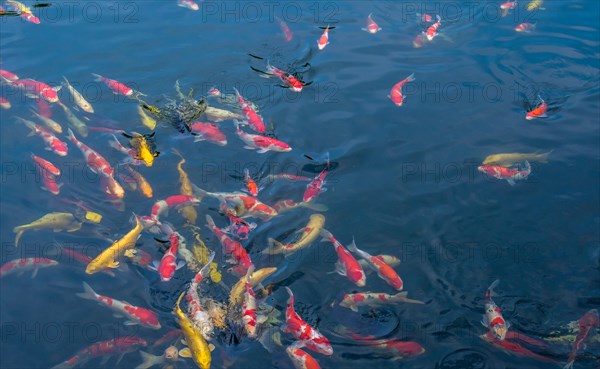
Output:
top-left (229, 267), bottom-right (277, 309)
top-left (125, 165), bottom-right (153, 198)
top-left (191, 229), bottom-right (221, 283)
top-left (172, 149), bottom-right (197, 224)
top-left (124, 132), bottom-right (158, 167)
top-left (482, 151), bottom-right (552, 167)
top-left (86, 216), bottom-right (143, 274)
top-left (204, 106), bottom-right (243, 122)
top-left (265, 214), bottom-right (325, 255)
top-left (141, 103), bottom-right (161, 115)
top-left (137, 105), bottom-right (157, 130)
top-left (174, 292), bottom-right (212, 369)
top-left (13, 212), bottom-right (83, 247)
top-left (527, 0), bottom-right (545, 11)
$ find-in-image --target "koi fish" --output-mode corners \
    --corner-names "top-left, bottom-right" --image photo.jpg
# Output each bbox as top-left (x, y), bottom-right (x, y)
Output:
top-left (221, 202), bottom-right (257, 240)
top-left (149, 233), bottom-right (185, 281)
top-left (480, 332), bottom-right (558, 365)
top-left (482, 151), bottom-right (551, 167)
top-left (351, 335), bottom-right (426, 360)
top-left (51, 337), bottom-right (147, 369)
top-left (233, 88), bottom-right (266, 133)
top-left (425, 15), bottom-right (441, 41)
top-left (32, 153), bottom-right (61, 195)
top-left (515, 22), bottom-right (535, 32)
top-left (272, 199), bottom-right (328, 215)
top-left (266, 214), bottom-right (325, 256)
top-left (526, 97), bottom-right (548, 120)
top-left (412, 32), bottom-right (425, 48)
top-left (124, 165), bottom-right (153, 198)
top-left (57, 101), bottom-right (89, 137)
top-left (229, 267), bottom-right (277, 309)
top-left (0, 257), bottom-right (58, 278)
top-left (261, 173), bottom-right (312, 183)
top-left (358, 255), bottom-right (401, 271)
top-left (186, 252), bottom-right (215, 340)
top-left (30, 108), bottom-right (62, 133)
top-left (320, 229), bottom-right (366, 287)
top-left (193, 185), bottom-right (279, 220)
top-left (135, 346), bottom-right (179, 369)
top-left (190, 121), bottom-right (227, 146)
top-left (265, 62), bottom-right (306, 92)
top-left (0, 97), bottom-right (10, 109)
top-left (362, 13), bottom-right (381, 34)
top-left (92, 73), bottom-right (133, 96)
top-left (564, 309), bottom-right (599, 369)
top-left (283, 287), bottom-right (333, 355)
top-left (0, 69), bottom-right (19, 82)
top-left (527, 0), bottom-right (544, 11)
top-left (419, 13), bottom-right (433, 22)
top-left (123, 131), bottom-right (159, 167)
top-left (303, 156), bottom-right (330, 203)
top-left (234, 121), bottom-right (292, 153)
top-left (348, 240), bottom-right (404, 290)
top-left (317, 25), bottom-right (334, 50)
top-left (276, 16), bottom-right (293, 42)
top-left (244, 168), bottom-right (259, 196)
top-left (61, 247), bottom-right (115, 277)
top-left (206, 214), bottom-right (254, 276)
top-left (6, 78), bottom-right (60, 102)
top-left (177, 0), bottom-right (199, 11)
top-left (171, 149), bottom-right (197, 224)
top-left (242, 266), bottom-right (259, 338)
top-left (389, 73), bottom-right (415, 107)
top-left (85, 216), bottom-right (143, 274)
top-left (137, 105), bottom-right (157, 130)
top-left (77, 282), bottom-right (161, 329)
top-left (340, 291), bottom-right (424, 312)
top-left (13, 212), bottom-right (83, 247)
top-left (108, 134), bottom-right (143, 165)
top-left (150, 195), bottom-right (200, 220)
top-left (481, 279), bottom-right (509, 340)
top-left (478, 161), bottom-right (531, 186)
top-left (16, 117), bottom-right (68, 156)
top-left (204, 105), bottom-right (243, 122)
top-left (62, 76), bottom-right (94, 113)
top-left (174, 291), bottom-right (213, 369)
top-left (286, 343), bottom-right (322, 369)
top-left (500, 1), bottom-right (518, 9)
top-left (36, 98), bottom-right (53, 118)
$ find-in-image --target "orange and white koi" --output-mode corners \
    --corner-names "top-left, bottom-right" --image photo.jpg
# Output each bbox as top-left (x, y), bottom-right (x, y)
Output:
top-left (177, 0), bottom-right (199, 11)
top-left (515, 22), bottom-right (535, 32)
top-left (0, 257), bottom-right (58, 278)
top-left (0, 69), bottom-right (19, 82)
top-left (16, 117), bottom-right (68, 156)
top-left (5, 78), bottom-right (60, 102)
top-left (339, 291), bottom-right (424, 312)
top-left (478, 161), bottom-right (531, 186)
top-left (362, 13), bottom-right (381, 34)
top-left (149, 233), bottom-right (185, 282)
top-left (320, 229), bottom-right (366, 287)
top-left (317, 25), bottom-right (334, 50)
top-left (265, 62), bottom-right (306, 92)
top-left (186, 251), bottom-right (215, 340)
top-left (348, 240), bottom-right (404, 290)
top-left (276, 16), bottom-right (293, 42)
top-left (303, 156), bottom-right (330, 203)
top-left (350, 334), bottom-right (426, 359)
top-left (425, 15), bottom-right (441, 41)
top-left (242, 266), bottom-right (258, 338)
top-left (36, 98), bottom-right (52, 118)
top-left (0, 97), bottom-right (10, 109)
top-left (125, 165), bottom-right (153, 198)
top-left (526, 97), bottom-right (547, 119)
top-left (206, 214), bottom-right (253, 277)
top-left (243, 168), bottom-right (259, 196)
top-left (233, 88), bottom-right (266, 133)
top-left (32, 153), bottom-right (61, 195)
top-left (234, 121), bottom-right (292, 153)
top-left (150, 195), bottom-right (200, 220)
top-left (286, 344), bottom-right (322, 369)
top-left (481, 279), bottom-right (509, 340)
top-left (389, 73), bottom-right (415, 107)
top-left (77, 282), bottom-right (161, 329)
top-left (92, 73), bottom-right (133, 96)
top-left (50, 336), bottom-right (147, 369)
top-left (564, 309), bottom-right (599, 369)
top-left (283, 287), bottom-right (333, 355)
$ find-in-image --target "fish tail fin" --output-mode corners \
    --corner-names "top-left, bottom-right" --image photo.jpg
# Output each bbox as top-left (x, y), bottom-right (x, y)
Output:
top-left (265, 59), bottom-right (274, 73)
top-left (66, 128), bottom-right (76, 141)
top-left (264, 238), bottom-right (285, 254)
top-left (205, 215), bottom-right (216, 228)
top-left (563, 362), bottom-right (574, 369)
top-left (437, 15), bottom-right (441, 22)
top-left (347, 237), bottom-right (360, 253)
top-left (76, 282), bottom-right (98, 301)
top-left (393, 291), bottom-right (426, 304)
top-left (300, 202), bottom-right (328, 212)
top-left (108, 134), bottom-right (122, 151)
top-left (405, 73), bottom-right (416, 83)
top-left (191, 183), bottom-right (208, 199)
top-left (538, 150), bottom-right (552, 163)
top-left (62, 75), bottom-right (70, 86)
top-left (13, 227), bottom-right (25, 248)
top-left (199, 251), bottom-right (216, 277)
top-left (486, 279), bottom-right (500, 297)
top-left (91, 73), bottom-right (103, 82)
top-left (284, 286), bottom-right (294, 305)
top-left (134, 351), bottom-right (163, 369)
top-left (319, 228), bottom-right (333, 242)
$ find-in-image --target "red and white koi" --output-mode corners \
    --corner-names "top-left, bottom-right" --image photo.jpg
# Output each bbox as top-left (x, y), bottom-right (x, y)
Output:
top-left (389, 73), bottom-right (415, 107)
top-left (17, 117), bottom-right (68, 156)
top-left (6, 79), bottom-right (60, 103)
top-left (303, 156), bottom-right (330, 203)
top-left (190, 121), bottom-right (228, 146)
top-left (0, 69), bottom-right (19, 82)
top-left (515, 22), bottom-right (535, 32)
top-left (50, 336), bottom-right (147, 369)
top-left (286, 344), bottom-right (322, 369)
top-left (31, 153), bottom-right (60, 176)
top-left (283, 287), bottom-right (333, 355)
top-left (177, 0), bottom-right (199, 11)
top-left (77, 282), bottom-right (161, 329)
top-left (526, 97), bottom-right (548, 120)
top-left (149, 233), bottom-right (185, 282)
top-left (348, 240), bottom-right (404, 290)
top-left (21, 11), bottom-right (40, 24)
top-left (0, 97), bottom-right (10, 109)
top-left (234, 121), bottom-right (292, 153)
top-left (150, 195), bottom-right (200, 220)
top-left (220, 202), bottom-right (257, 241)
top-left (362, 13), bottom-right (381, 34)
top-left (317, 25), bottom-right (333, 50)
top-left (339, 291), bottom-right (424, 312)
top-left (0, 257), bottom-right (58, 278)
top-left (481, 279), bottom-right (509, 340)
top-left (320, 229), bottom-right (366, 287)
top-left (67, 128), bottom-right (114, 177)
top-left (233, 88), bottom-right (266, 133)
top-left (206, 215), bottom-right (253, 277)
top-left (92, 73), bottom-right (133, 97)
top-left (186, 251), bottom-right (215, 340)
top-left (276, 16), bottom-right (293, 42)
top-left (32, 153), bottom-right (61, 195)
top-left (500, 1), bottom-right (518, 10)
top-left (564, 309), bottom-right (599, 369)
top-left (265, 62), bottom-right (305, 92)
top-left (36, 98), bottom-right (53, 118)
top-left (193, 185), bottom-right (279, 220)
top-left (477, 161), bottom-right (531, 186)
top-left (425, 15), bottom-right (442, 41)
top-left (481, 332), bottom-right (558, 365)
top-left (242, 266), bottom-right (258, 338)
top-left (350, 334), bottom-right (426, 359)
top-left (412, 32), bottom-right (425, 48)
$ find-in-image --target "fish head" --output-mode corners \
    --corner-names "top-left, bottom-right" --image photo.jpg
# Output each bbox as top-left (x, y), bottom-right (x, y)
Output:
top-left (165, 346), bottom-right (179, 361)
top-left (339, 294), bottom-right (355, 308)
top-left (42, 89), bottom-right (59, 103)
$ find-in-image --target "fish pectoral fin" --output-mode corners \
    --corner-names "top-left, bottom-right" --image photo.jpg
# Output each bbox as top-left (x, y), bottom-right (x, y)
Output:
top-left (123, 320), bottom-right (138, 326)
top-left (506, 320), bottom-right (511, 329)
top-left (31, 268), bottom-right (39, 279)
top-left (506, 178), bottom-right (516, 186)
top-left (209, 344), bottom-right (216, 352)
top-left (481, 316), bottom-right (489, 327)
top-left (178, 348), bottom-right (192, 358)
top-left (123, 249), bottom-right (136, 258)
top-left (115, 353), bottom-right (125, 365)
top-left (334, 262), bottom-right (346, 276)
top-left (176, 261), bottom-right (186, 270)
top-left (108, 261), bottom-right (120, 269)
top-left (256, 149), bottom-right (268, 154)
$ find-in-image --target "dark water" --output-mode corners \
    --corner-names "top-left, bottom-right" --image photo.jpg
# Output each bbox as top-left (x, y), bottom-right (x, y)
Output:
top-left (1, 1), bottom-right (599, 369)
